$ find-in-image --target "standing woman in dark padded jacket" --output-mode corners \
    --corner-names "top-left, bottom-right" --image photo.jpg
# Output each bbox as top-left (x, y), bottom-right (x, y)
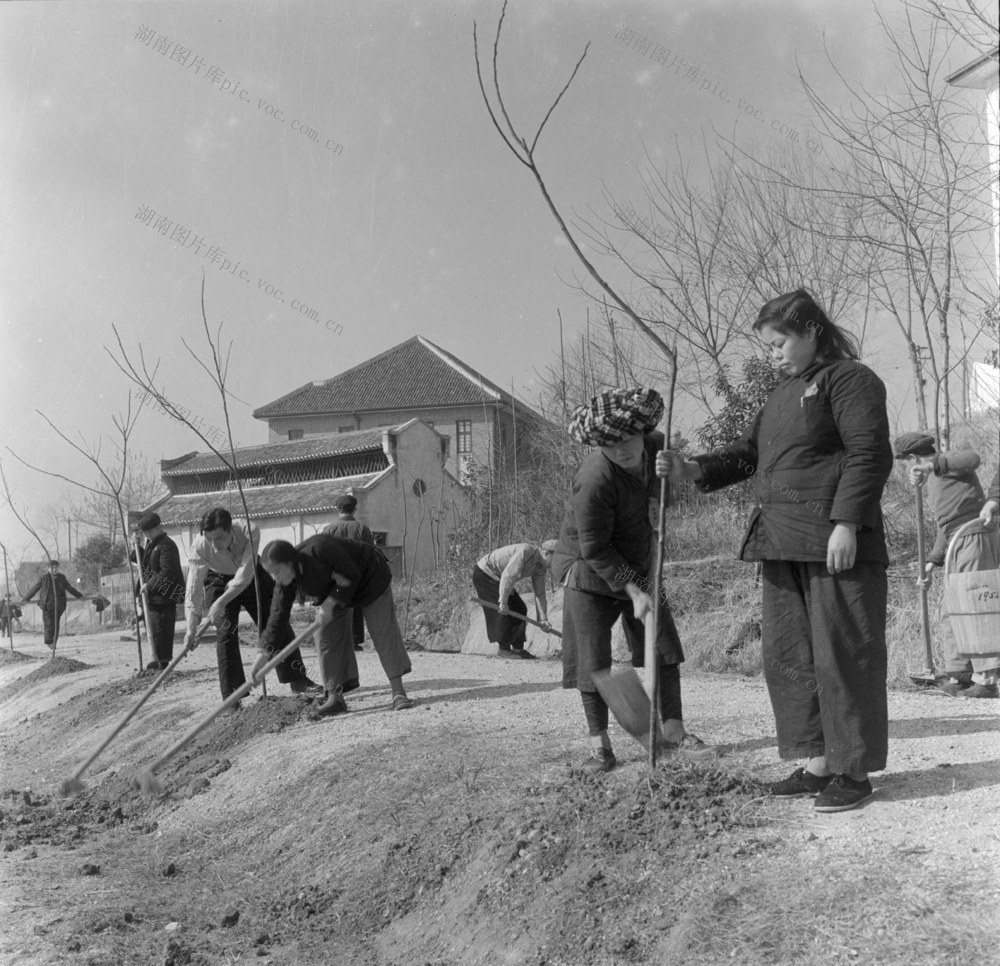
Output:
top-left (658, 290), bottom-right (893, 812)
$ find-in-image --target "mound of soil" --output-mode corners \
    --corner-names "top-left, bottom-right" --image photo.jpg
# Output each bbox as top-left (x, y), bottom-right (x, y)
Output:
top-left (153, 695), bottom-right (315, 798)
top-left (63, 669), bottom-right (208, 731)
top-left (0, 649), bottom-right (40, 666)
top-left (0, 655), bottom-right (93, 704)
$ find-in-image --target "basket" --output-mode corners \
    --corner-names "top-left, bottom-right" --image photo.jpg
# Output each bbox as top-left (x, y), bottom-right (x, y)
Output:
top-left (944, 520), bottom-right (1000, 659)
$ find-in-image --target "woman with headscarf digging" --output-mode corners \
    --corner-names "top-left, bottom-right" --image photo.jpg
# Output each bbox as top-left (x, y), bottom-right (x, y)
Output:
top-left (551, 386), bottom-right (711, 773)
top-left (658, 290), bottom-right (893, 813)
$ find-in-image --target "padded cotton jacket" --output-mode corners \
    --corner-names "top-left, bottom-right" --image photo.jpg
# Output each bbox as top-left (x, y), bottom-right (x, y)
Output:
top-left (552, 433), bottom-right (662, 598)
top-left (695, 360), bottom-right (893, 565)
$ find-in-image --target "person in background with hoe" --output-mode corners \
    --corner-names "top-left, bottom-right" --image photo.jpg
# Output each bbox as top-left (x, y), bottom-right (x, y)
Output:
top-left (23, 560), bottom-right (84, 650)
top-left (323, 494), bottom-right (376, 652)
top-left (659, 290), bottom-right (892, 813)
top-left (131, 512), bottom-right (184, 671)
top-left (896, 433), bottom-right (999, 700)
top-left (552, 386), bottom-right (709, 774)
top-left (472, 540), bottom-right (556, 659)
top-left (183, 507), bottom-right (322, 709)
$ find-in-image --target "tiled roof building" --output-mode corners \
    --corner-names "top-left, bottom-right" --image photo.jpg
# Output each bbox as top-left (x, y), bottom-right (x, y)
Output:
top-left (144, 420), bottom-right (466, 578)
top-left (253, 336), bottom-right (547, 481)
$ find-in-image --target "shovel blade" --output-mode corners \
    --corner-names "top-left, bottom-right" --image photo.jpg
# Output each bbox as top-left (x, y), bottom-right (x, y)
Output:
top-left (593, 668), bottom-right (653, 741)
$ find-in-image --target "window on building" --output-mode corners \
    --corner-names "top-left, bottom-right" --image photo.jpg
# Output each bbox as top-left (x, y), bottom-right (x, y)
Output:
top-left (287, 429), bottom-right (304, 441)
top-left (338, 425), bottom-right (354, 433)
top-left (456, 420), bottom-right (472, 455)
top-left (372, 531), bottom-right (388, 547)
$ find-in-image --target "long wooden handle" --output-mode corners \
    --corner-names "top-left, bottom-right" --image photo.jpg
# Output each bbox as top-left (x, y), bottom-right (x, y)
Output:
top-left (647, 474), bottom-right (669, 770)
top-left (914, 484), bottom-right (934, 672)
top-left (66, 634), bottom-right (200, 785)
top-left (470, 597), bottom-right (562, 637)
top-left (132, 533), bottom-right (151, 667)
top-left (143, 619), bottom-right (324, 780)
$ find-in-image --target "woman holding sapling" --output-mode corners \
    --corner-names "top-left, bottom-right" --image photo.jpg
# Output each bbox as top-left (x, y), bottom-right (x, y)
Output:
top-left (658, 290), bottom-right (893, 812)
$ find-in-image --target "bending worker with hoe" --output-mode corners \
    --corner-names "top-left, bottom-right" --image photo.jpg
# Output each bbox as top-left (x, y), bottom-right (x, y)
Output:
top-left (258, 534), bottom-right (414, 716)
top-left (473, 540), bottom-right (556, 659)
top-left (183, 507), bottom-right (321, 707)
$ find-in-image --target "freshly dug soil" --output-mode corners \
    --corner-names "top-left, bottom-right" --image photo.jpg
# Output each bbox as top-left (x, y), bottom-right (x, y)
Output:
top-left (0, 630), bottom-right (997, 966)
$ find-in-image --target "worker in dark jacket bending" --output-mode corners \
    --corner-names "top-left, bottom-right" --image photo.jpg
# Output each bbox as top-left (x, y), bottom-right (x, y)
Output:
top-left (23, 560), bottom-right (84, 649)
top-left (660, 289), bottom-right (893, 813)
top-left (258, 535), bottom-right (414, 716)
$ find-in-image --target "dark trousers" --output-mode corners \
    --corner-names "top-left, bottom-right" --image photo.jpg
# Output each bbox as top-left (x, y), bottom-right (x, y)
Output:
top-left (562, 586), bottom-right (686, 732)
top-left (42, 606), bottom-right (65, 647)
top-left (472, 566), bottom-right (527, 649)
top-left (761, 559), bottom-right (888, 774)
top-left (204, 565), bottom-right (310, 698)
top-left (146, 605), bottom-right (177, 665)
top-left (351, 607), bottom-right (365, 646)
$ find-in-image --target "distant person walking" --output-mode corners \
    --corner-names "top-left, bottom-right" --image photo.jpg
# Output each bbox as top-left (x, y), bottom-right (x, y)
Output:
top-left (0, 598), bottom-right (22, 636)
top-left (659, 290), bottom-right (893, 812)
top-left (323, 494), bottom-right (376, 652)
top-left (23, 560), bottom-right (84, 649)
top-left (472, 542), bottom-right (556, 659)
top-left (132, 512), bottom-right (185, 671)
top-left (896, 434), bottom-right (999, 699)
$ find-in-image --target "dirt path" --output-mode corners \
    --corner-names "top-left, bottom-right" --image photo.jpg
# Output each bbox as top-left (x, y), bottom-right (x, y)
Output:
top-left (0, 628), bottom-right (997, 965)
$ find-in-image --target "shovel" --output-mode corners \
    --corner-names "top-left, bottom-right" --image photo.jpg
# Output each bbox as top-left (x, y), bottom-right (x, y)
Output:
top-left (133, 619), bottom-right (323, 797)
top-left (909, 481), bottom-right (938, 687)
top-left (58, 619), bottom-right (211, 795)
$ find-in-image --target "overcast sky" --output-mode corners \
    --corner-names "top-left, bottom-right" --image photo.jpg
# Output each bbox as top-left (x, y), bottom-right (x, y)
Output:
top-left (0, 0), bottom-right (990, 559)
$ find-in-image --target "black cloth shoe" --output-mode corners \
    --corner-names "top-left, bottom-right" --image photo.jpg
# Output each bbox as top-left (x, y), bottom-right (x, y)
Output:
top-left (960, 683), bottom-right (998, 699)
top-left (935, 677), bottom-right (971, 696)
top-left (768, 767), bottom-right (834, 797)
top-left (220, 701), bottom-right (242, 715)
top-left (511, 648), bottom-right (536, 660)
top-left (497, 647), bottom-right (521, 659)
top-left (582, 747), bottom-right (616, 774)
top-left (289, 678), bottom-right (324, 696)
top-left (813, 774), bottom-right (874, 812)
top-left (316, 691), bottom-right (348, 716)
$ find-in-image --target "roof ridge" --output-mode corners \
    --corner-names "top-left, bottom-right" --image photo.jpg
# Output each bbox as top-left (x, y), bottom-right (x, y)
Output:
top-left (417, 336), bottom-right (504, 402)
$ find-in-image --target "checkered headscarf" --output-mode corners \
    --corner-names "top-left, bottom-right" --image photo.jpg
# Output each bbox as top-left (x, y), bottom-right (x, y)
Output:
top-left (567, 387), bottom-right (664, 447)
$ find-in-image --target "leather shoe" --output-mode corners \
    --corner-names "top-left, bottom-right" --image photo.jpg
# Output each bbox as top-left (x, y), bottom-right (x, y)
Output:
top-left (289, 677), bottom-right (324, 696)
top-left (316, 690), bottom-right (348, 716)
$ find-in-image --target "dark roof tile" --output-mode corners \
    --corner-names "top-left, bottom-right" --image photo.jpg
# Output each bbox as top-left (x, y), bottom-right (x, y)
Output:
top-left (148, 474), bottom-right (383, 526)
top-left (161, 428), bottom-right (388, 477)
top-left (253, 336), bottom-right (540, 420)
